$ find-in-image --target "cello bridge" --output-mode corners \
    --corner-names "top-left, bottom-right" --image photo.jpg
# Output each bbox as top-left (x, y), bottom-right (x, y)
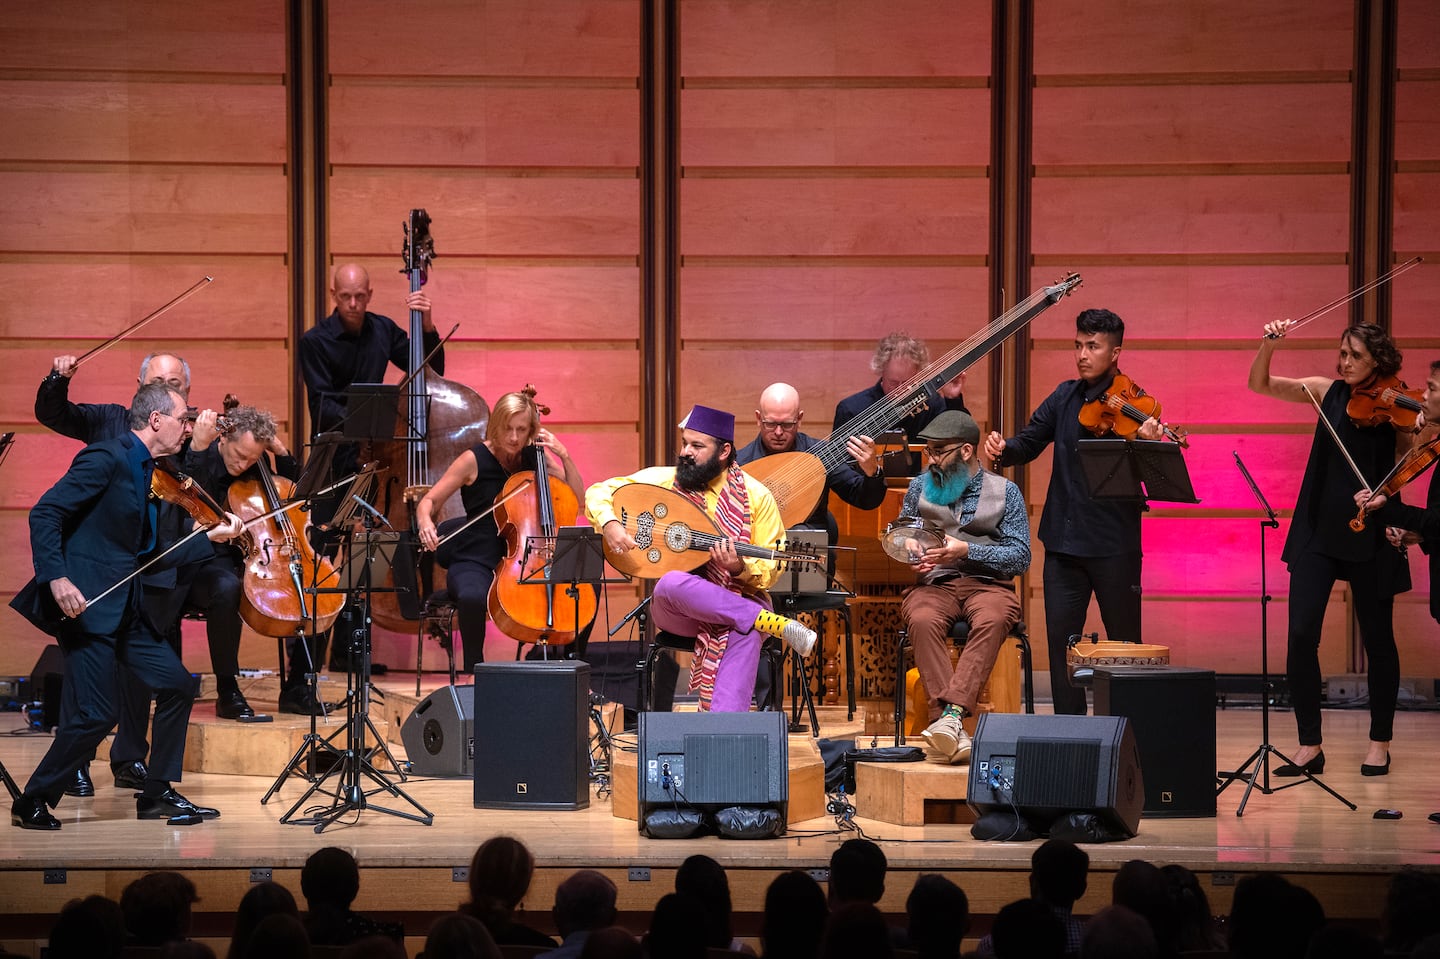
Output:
top-left (403, 485), bottom-right (433, 504)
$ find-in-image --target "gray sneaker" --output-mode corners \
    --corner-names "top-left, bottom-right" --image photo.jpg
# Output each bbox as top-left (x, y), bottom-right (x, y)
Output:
top-left (781, 620), bottom-right (817, 658)
top-left (921, 713), bottom-right (972, 765)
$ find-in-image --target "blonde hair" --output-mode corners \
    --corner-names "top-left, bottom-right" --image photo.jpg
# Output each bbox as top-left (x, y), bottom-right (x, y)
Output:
top-left (486, 391), bottom-right (540, 442)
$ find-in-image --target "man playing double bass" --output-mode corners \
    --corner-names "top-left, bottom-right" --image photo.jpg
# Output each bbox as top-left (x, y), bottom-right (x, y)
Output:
top-left (585, 405), bottom-right (816, 712)
top-left (182, 405), bottom-right (317, 715)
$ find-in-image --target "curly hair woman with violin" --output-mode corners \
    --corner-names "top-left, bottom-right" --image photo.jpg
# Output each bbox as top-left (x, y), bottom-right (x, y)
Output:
top-left (1249, 320), bottom-right (1415, 779)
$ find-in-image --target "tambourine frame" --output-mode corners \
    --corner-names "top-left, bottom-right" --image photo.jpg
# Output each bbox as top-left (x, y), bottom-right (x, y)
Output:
top-left (879, 518), bottom-right (945, 564)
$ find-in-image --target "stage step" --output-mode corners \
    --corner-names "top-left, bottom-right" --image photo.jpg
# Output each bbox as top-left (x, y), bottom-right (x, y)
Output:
top-left (853, 756), bottom-right (976, 826)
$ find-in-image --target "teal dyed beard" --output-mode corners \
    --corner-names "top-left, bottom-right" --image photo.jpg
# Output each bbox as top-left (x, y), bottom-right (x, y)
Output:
top-left (923, 461), bottom-right (974, 506)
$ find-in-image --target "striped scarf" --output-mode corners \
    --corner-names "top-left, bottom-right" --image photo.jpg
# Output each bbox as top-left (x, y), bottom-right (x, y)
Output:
top-left (675, 462), bottom-right (756, 711)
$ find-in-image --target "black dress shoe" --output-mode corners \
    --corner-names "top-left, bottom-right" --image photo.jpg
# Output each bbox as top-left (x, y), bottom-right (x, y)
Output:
top-left (1361, 753), bottom-right (1391, 777)
top-left (12, 795), bottom-right (61, 830)
top-left (215, 686), bottom-right (255, 720)
top-left (278, 686), bottom-right (330, 716)
top-left (1274, 750), bottom-right (1325, 777)
top-left (64, 765), bottom-right (95, 798)
top-left (1427, 812), bottom-right (1440, 824)
top-left (112, 760), bottom-right (148, 790)
top-left (136, 788), bottom-right (220, 821)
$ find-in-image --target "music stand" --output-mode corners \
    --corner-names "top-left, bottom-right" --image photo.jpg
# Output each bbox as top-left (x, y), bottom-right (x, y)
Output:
top-left (525, 526), bottom-right (617, 661)
top-left (1216, 452), bottom-right (1354, 814)
top-left (338, 384), bottom-right (402, 441)
top-left (1077, 439), bottom-right (1199, 504)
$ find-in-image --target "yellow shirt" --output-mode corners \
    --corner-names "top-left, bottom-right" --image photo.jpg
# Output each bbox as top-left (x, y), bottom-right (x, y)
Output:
top-left (584, 465), bottom-right (785, 591)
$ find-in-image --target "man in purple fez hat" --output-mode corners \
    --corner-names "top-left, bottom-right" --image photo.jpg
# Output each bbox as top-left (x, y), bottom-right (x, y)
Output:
top-left (586, 404), bottom-right (816, 712)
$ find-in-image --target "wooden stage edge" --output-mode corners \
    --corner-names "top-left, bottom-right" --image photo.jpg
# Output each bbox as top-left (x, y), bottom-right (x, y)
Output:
top-left (3, 679), bottom-right (1440, 949)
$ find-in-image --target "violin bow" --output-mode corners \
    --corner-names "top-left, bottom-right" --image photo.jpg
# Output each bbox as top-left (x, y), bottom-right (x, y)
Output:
top-left (430, 478), bottom-right (534, 550)
top-left (78, 526), bottom-right (214, 615)
top-left (1299, 383), bottom-right (1372, 489)
top-left (1264, 257), bottom-right (1423, 339)
top-left (74, 276), bottom-right (215, 367)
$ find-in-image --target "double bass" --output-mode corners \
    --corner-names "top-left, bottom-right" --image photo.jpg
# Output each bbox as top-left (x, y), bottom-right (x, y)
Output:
top-left (366, 210), bottom-right (490, 632)
top-left (487, 386), bottom-right (598, 645)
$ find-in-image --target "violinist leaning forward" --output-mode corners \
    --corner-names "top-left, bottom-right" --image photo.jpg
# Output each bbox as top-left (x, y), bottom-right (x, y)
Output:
top-left (1355, 358), bottom-right (1440, 628)
top-left (180, 404), bottom-right (319, 717)
top-left (1249, 319), bottom-right (1415, 779)
top-left (414, 390), bottom-right (585, 673)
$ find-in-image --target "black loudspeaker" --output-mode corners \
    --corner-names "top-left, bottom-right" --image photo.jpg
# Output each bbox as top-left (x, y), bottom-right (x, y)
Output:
top-left (968, 713), bottom-right (1145, 838)
top-left (1094, 666), bottom-right (1216, 818)
top-left (26, 645), bottom-right (65, 732)
top-left (637, 711), bottom-right (788, 825)
top-left (401, 685), bottom-right (474, 778)
top-left (473, 661), bottom-right (590, 810)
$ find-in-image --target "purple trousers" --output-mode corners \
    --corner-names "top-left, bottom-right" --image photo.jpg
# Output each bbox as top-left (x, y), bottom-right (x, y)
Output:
top-left (651, 570), bottom-right (769, 712)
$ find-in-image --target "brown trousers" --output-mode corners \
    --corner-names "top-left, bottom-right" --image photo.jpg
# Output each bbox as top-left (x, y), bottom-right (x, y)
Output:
top-left (900, 576), bottom-right (1021, 719)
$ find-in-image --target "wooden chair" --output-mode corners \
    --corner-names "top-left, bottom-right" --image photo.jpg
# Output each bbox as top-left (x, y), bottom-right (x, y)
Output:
top-left (893, 617), bottom-right (1034, 746)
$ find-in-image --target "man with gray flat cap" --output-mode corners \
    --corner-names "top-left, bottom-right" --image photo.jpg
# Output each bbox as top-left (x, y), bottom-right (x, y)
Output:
top-left (894, 410), bottom-right (1031, 764)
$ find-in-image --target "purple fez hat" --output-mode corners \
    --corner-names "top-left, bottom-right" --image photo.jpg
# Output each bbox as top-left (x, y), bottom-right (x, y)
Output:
top-left (679, 404), bottom-right (735, 443)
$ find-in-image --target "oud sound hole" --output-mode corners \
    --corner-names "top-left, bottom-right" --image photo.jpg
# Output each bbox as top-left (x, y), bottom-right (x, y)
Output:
top-left (664, 523), bottom-right (692, 552)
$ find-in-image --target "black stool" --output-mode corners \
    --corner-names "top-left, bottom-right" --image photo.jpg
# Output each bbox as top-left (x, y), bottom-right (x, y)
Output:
top-left (416, 591), bottom-right (459, 694)
top-left (772, 590), bottom-right (856, 721)
top-left (893, 618), bottom-right (1033, 746)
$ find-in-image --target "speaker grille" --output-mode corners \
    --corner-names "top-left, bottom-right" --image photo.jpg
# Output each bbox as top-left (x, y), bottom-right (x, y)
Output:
top-left (1014, 738), bottom-right (1100, 808)
top-left (684, 733), bottom-right (769, 804)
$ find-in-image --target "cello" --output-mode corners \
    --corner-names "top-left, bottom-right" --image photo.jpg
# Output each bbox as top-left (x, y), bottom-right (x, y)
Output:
top-left (487, 386), bottom-right (598, 645)
top-left (365, 209), bottom-right (490, 632)
top-left (219, 397), bottom-right (345, 637)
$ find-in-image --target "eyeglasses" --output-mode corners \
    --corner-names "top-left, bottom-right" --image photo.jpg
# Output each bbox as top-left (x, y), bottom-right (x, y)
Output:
top-left (155, 410), bottom-right (193, 424)
top-left (760, 420), bottom-right (799, 432)
top-left (924, 443), bottom-right (964, 460)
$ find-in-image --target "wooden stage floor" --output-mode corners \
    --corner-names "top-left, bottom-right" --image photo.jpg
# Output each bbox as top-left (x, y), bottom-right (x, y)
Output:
top-left (3, 680), bottom-right (1440, 952)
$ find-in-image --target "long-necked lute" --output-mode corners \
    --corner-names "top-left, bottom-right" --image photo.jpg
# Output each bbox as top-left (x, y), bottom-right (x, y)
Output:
top-left (745, 273), bottom-right (1082, 526)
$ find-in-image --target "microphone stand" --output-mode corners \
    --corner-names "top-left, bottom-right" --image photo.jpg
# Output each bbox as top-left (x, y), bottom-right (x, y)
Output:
top-left (1215, 452), bottom-right (1355, 814)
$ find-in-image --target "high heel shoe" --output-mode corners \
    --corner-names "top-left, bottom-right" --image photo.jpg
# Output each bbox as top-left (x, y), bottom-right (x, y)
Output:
top-left (1274, 750), bottom-right (1325, 777)
top-left (1361, 753), bottom-right (1391, 777)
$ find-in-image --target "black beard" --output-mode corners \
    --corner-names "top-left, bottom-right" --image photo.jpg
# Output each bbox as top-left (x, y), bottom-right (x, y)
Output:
top-left (675, 454), bottom-right (726, 491)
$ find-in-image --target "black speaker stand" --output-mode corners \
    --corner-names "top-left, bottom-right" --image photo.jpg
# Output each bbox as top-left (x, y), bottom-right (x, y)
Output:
top-left (1215, 454), bottom-right (1354, 815)
top-left (0, 758), bottom-right (20, 803)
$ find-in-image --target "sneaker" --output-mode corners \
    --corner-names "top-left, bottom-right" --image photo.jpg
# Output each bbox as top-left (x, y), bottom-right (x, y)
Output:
top-left (752, 610), bottom-right (817, 657)
top-left (921, 713), bottom-right (972, 765)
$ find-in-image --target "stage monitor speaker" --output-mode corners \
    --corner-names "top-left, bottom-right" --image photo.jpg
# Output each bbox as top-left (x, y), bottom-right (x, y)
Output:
top-left (637, 710), bottom-right (787, 819)
top-left (401, 684), bottom-right (474, 778)
top-left (968, 713), bottom-right (1144, 838)
top-left (473, 661), bottom-right (590, 810)
top-left (1094, 666), bottom-right (1216, 818)
top-left (24, 644), bottom-right (64, 732)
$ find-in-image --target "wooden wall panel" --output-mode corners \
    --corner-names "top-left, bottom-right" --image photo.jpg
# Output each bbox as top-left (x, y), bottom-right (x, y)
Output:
top-left (1030, 175), bottom-right (1350, 255)
top-left (681, 0), bottom-right (989, 76)
top-left (328, 85), bottom-right (639, 168)
top-left (328, 174), bottom-right (639, 257)
top-left (1032, 0), bottom-right (1355, 74)
top-left (328, 0), bottom-right (639, 76)
top-left (682, 89), bottom-right (990, 167)
top-left (0, 2), bottom-right (287, 72)
top-left (1397, 1), bottom-right (1440, 69)
top-left (0, 81), bottom-right (286, 164)
top-left (1033, 85), bottom-right (1352, 166)
top-left (681, 178), bottom-right (989, 257)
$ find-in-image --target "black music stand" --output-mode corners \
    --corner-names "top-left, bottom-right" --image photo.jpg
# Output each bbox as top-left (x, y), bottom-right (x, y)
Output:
top-left (1216, 452), bottom-right (1355, 814)
top-left (1077, 439), bottom-right (1199, 504)
top-left (338, 384), bottom-right (403, 441)
top-left (528, 526), bottom-right (611, 661)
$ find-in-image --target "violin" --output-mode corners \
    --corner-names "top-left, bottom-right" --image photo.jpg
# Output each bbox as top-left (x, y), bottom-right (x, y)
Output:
top-left (150, 460), bottom-right (229, 529)
top-left (1077, 373), bottom-right (1190, 447)
top-left (487, 385), bottom-right (597, 646)
top-left (1346, 374), bottom-right (1424, 432)
top-left (1351, 428), bottom-right (1440, 532)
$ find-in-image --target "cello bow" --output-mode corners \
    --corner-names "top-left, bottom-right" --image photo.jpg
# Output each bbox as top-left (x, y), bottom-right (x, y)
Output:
top-left (74, 276), bottom-right (215, 368)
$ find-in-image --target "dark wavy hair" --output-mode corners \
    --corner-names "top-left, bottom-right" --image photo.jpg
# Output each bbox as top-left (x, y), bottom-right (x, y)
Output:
top-left (1076, 308), bottom-right (1125, 346)
top-left (1338, 323), bottom-right (1402, 378)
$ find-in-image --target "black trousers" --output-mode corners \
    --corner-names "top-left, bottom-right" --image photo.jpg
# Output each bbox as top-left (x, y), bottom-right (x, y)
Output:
top-left (447, 560), bottom-right (495, 673)
top-left (1042, 550), bottom-right (1143, 716)
top-left (27, 610), bottom-right (197, 806)
top-left (183, 554), bottom-right (243, 678)
top-left (1286, 549), bottom-right (1399, 745)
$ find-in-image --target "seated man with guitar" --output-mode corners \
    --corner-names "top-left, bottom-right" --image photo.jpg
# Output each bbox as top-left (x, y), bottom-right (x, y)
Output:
top-left (895, 411), bottom-right (1031, 764)
top-left (585, 405), bottom-right (817, 712)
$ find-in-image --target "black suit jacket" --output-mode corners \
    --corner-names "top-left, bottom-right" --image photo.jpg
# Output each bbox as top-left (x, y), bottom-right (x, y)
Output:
top-left (11, 433), bottom-right (213, 638)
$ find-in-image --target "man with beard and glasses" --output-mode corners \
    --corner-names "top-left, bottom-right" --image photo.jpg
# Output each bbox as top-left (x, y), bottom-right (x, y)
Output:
top-left (984, 308), bottom-right (1164, 716)
top-left (585, 405), bottom-right (816, 712)
top-left (897, 411), bottom-right (1030, 765)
